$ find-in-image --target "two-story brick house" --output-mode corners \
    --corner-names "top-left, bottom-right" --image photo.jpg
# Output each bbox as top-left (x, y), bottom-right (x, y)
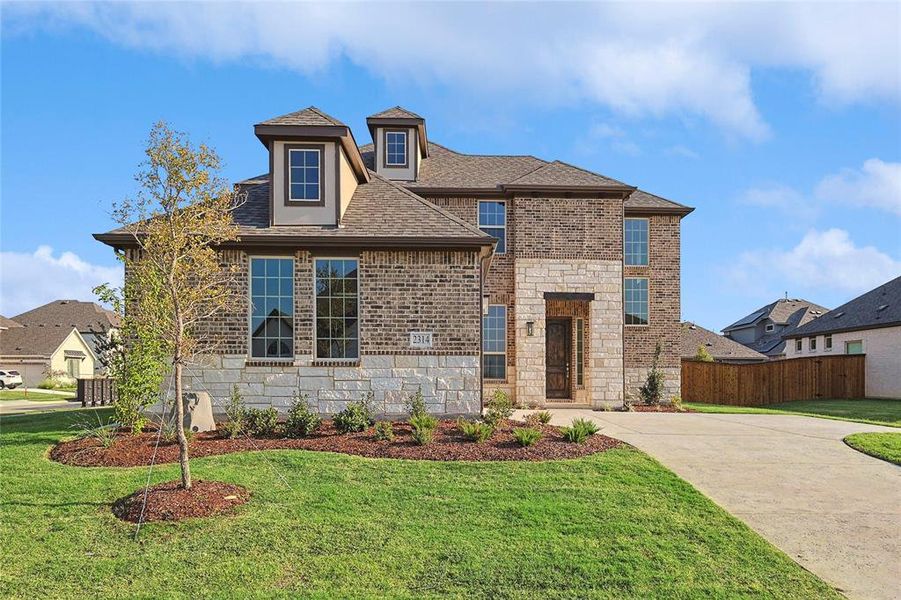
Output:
top-left (96, 106), bottom-right (692, 414)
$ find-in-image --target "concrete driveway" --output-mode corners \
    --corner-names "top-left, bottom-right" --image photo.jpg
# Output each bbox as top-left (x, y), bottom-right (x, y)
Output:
top-left (536, 409), bottom-right (901, 600)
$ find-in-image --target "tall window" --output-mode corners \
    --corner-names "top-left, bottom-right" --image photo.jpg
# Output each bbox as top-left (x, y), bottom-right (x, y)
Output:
top-left (624, 278), bottom-right (649, 325)
top-left (66, 358), bottom-right (80, 379)
top-left (479, 201), bottom-right (506, 254)
top-left (624, 218), bottom-right (648, 266)
top-left (385, 131), bottom-right (407, 166)
top-left (576, 318), bottom-right (585, 386)
top-left (250, 257), bottom-right (294, 358)
top-left (825, 334), bottom-right (833, 351)
top-left (315, 259), bottom-right (359, 360)
top-left (288, 147), bottom-right (322, 202)
top-left (482, 305), bottom-right (506, 379)
top-left (795, 338), bottom-right (802, 353)
top-left (809, 337), bottom-right (817, 351)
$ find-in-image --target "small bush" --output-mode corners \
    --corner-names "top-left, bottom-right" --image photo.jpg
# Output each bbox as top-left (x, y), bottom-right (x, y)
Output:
top-left (524, 410), bottom-right (552, 427)
top-left (373, 420), bottom-right (395, 442)
top-left (512, 427), bottom-right (542, 447)
top-left (409, 413), bottom-right (438, 445)
top-left (245, 406), bottom-right (279, 437)
top-left (404, 386), bottom-right (427, 419)
top-left (334, 395), bottom-right (374, 434)
top-left (457, 418), bottom-right (494, 443)
top-left (38, 376), bottom-right (74, 391)
top-left (561, 418), bottom-right (600, 444)
top-left (221, 384), bottom-right (247, 439)
top-left (71, 414), bottom-right (118, 448)
top-left (694, 344), bottom-right (715, 363)
top-left (483, 389), bottom-right (514, 428)
top-left (285, 393), bottom-right (321, 438)
top-left (671, 395), bottom-right (685, 412)
top-left (639, 343), bottom-right (665, 405)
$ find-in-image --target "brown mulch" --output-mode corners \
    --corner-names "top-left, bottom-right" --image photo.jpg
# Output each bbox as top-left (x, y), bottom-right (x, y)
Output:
top-left (629, 404), bottom-right (691, 413)
top-left (112, 479), bottom-right (250, 522)
top-left (50, 420), bottom-right (622, 467)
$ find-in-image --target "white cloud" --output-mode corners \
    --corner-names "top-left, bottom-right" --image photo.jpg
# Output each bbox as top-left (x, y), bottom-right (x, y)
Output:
top-left (664, 145), bottom-right (699, 160)
top-left (586, 121), bottom-right (642, 156)
top-left (5, 2), bottom-right (899, 140)
top-left (0, 246), bottom-right (122, 316)
top-left (738, 184), bottom-right (819, 221)
top-left (815, 158), bottom-right (901, 216)
top-left (726, 229), bottom-right (901, 298)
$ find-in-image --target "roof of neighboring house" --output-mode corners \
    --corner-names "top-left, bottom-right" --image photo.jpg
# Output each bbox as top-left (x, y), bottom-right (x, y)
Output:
top-left (0, 315), bottom-right (22, 329)
top-left (12, 300), bottom-right (120, 333)
top-left (257, 106), bottom-right (346, 127)
top-left (785, 275), bottom-right (901, 338)
top-left (0, 325), bottom-right (82, 358)
top-left (368, 106), bottom-right (423, 120)
top-left (682, 322), bottom-right (768, 362)
top-left (723, 298), bottom-right (829, 331)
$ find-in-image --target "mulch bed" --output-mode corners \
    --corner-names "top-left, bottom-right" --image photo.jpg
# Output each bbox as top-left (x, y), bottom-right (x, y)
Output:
top-left (50, 420), bottom-right (622, 467)
top-left (629, 404), bottom-right (690, 413)
top-left (112, 479), bottom-right (250, 522)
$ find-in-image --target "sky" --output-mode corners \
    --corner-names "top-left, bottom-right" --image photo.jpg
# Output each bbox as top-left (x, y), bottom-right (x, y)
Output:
top-left (1, 1), bottom-right (899, 332)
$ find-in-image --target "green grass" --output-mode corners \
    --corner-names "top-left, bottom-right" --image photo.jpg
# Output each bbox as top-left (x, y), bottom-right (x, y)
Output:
top-left (685, 399), bottom-right (901, 427)
top-left (844, 432), bottom-right (901, 465)
top-left (0, 410), bottom-right (839, 599)
top-left (0, 390), bottom-right (74, 402)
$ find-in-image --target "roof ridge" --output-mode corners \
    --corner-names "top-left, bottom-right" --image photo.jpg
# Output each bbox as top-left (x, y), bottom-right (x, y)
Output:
top-left (549, 159), bottom-right (632, 187)
top-left (366, 171), bottom-right (492, 240)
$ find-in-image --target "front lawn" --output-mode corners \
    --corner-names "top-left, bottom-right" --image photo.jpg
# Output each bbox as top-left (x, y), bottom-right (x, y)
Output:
top-left (0, 409), bottom-right (838, 598)
top-left (685, 399), bottom-right (901, 427)
top-left (843, 432), bottom-right (901, 465)
top-left (0, 390), bottom-right (74, 402)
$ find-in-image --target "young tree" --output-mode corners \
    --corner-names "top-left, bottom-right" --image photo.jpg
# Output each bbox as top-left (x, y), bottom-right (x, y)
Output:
top-left (114, 122), bottom-right (243, 489)
top-left (639, 342), bottom-right (665, 405)
top-left (694, 344), bottom-right (715, 362)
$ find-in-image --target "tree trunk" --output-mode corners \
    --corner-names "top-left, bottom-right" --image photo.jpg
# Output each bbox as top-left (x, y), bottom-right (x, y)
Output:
top-left (174, 361), bottom-right (192, 489)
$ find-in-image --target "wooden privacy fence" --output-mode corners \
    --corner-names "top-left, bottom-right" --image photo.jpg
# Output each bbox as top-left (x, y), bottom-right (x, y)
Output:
top-left (681, 354), bottom-right (865, 406)
top-left (77, 378), bottom-right (117, 407)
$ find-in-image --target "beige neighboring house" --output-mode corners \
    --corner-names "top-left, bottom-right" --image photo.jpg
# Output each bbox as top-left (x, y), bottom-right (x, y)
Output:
top-left (682, 322), bottom-right (767, 363)
top-left (0, 323), bottom-right (96, 387)
top-left (784, 275), bottom-right (901, 399)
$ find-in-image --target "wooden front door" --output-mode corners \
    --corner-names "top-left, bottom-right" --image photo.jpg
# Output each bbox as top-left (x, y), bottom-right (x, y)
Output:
top-left (545, 318), bottom-right (571, 399)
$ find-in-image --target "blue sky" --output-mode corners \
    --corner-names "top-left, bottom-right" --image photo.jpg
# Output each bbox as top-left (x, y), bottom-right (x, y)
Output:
top-left (1, 2), bottom-right (899, 331)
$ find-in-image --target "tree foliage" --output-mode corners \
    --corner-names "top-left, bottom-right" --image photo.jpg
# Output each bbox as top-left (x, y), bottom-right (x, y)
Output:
top-left (639, 342), bottom-right (665, 405)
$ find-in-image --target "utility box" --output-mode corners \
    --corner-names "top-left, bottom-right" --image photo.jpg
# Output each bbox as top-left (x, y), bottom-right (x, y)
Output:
top-left (183, 391), bottom-right (216, 433)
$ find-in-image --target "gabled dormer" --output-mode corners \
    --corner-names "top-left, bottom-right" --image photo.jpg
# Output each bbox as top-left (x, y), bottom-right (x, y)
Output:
top-left (366, 107), bottom-right (428, 182)
top-left (254, 106), bottom-right (369, 226)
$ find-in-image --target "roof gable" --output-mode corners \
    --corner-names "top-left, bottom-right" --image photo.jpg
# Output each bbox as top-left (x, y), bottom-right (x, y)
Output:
top-left (368, 106), bottom-right (422, 120)
top-left (12, 300), bottom-right (120, 332)
top-left (0, 325), bottom-right (82, 357)
top-left (258, 106), bottom-right (346, 127)
top-left (723, 298), bottom-right (828, 331)
top-left (787, 275), bottom-right (901, 338)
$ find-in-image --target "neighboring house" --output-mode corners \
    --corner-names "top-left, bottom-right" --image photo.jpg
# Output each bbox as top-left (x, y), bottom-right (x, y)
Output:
top-left (681, 322), bottom-right (767, 363)
top-left (722, 298), bottom-right (829, 358)
top-left (11, 300), bottom-right (120, 371)
top-left (95, 105), bottom-right (692, 414)
top-left (0, 315), bottom-right (22, 331)
top-left (0, 324), bottom-right (96, 387)
top-left (784, 276), bottom-right (901, 399)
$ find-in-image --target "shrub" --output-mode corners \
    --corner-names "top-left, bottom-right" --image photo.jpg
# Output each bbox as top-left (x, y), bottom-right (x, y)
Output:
top-left (671, 395), bottom-right (685, 412)
top-left (409, 413), bottom-right (438, 445)
top-left (561, 418), bottom-right (600, 444)
top-left (245, 406), bottom-right (279, 437)
top-left (285, 393), bottom-right (321, 438)
top-left (694, 344), bottom-right (715, 363)
top-left (221, 384), bottom-right (247, 439)
top-left (373, 420), bottom-right (395, 442)
top-left (639, 343), bottom-right (665, 405)
top-left (71, 414), bottom-right (118, 448)
top-left (524, 410), bottom-right (552, 427)
top-left (457, 418), bottom-right (494, 443)
top-left (334, 395), bottom-right (374, 434)
top-left (483, 389), bottom-right (514, 428)
top-left (512, 427), bottom-right (542, 447)
top-left (404, 386), bottom-right (427, 419)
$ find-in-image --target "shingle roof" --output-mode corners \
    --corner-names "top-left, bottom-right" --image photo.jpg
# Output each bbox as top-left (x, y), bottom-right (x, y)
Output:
top-left (786, 276), bottom-right (901, 338)
top-left (368, 106), bottom-right (423, 120)
top-left (506, 160), bottom-right (629, 187)
top-left (724, 299), bottom-right (829, 331)
top-left (625, 189), bottom-right (693, 213)
top-left (0, 315), bottom-right (22, 329)
top-left (13, 300), bottom-right (120, 333)
top-left (227, 171), bottom-right (491, 242)
top-left (258, 106), bottom-right (346, 127)
top-left (682, 322), bottom-right (768, 362)
top-left (0, 325), bottom-right (80, 357)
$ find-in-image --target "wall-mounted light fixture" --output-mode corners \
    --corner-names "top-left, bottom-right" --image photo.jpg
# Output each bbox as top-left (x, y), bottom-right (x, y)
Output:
top-left (526, 321), bottom-right (535, 336)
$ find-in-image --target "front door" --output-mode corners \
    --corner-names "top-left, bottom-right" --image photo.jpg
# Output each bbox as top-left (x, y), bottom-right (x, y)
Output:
top-left (546, 318), bottom-right (571, 399)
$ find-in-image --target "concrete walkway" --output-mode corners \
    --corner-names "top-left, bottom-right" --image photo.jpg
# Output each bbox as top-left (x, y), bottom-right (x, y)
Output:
top-left (535, 409), bottom-right (901, 600)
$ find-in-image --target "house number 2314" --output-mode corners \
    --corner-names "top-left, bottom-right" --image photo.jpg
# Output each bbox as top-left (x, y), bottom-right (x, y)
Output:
top-left (409, 332), bottom-right (433, 349)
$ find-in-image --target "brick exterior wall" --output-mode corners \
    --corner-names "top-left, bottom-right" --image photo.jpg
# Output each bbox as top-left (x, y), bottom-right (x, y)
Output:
top-left (513, 196), bottom-right (623, 260)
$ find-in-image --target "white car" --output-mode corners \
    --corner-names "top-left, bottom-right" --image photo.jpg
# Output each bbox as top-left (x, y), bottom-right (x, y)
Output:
top-left (0, 370), bottom-right (23, 389)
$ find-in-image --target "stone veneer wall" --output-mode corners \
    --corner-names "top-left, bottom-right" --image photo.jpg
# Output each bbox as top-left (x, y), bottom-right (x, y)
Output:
top-left (623, 214), bottom-right (682, 402)
top-left (514, 259), bottom-right (624, 408)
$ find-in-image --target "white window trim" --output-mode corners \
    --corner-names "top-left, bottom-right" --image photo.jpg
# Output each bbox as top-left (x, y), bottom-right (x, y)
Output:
top-left (478, 200), bottom-right (507, 255)
top-left (824, 334), bottom-right (833, 351)
top-left (313, 256), bottom-right (361, 362)
top-left (624, 276), bottom-right (650, 327)
top-left (385, 130), bottom-right (408, 167)
top-left (624, 217), bottom-right (649, 267)
top-left (288, 148), bottom-right (322, 203)
top-left (482, 304), bottom-right (507, 380)
top-left (248, 255), bottom-right (295, 361)
top-left (765, 323), bottom-right (775, 332)
top-left (809, 336), bottom-right (817, 352)
top-left (795, 338), bottom-right (802, 353)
